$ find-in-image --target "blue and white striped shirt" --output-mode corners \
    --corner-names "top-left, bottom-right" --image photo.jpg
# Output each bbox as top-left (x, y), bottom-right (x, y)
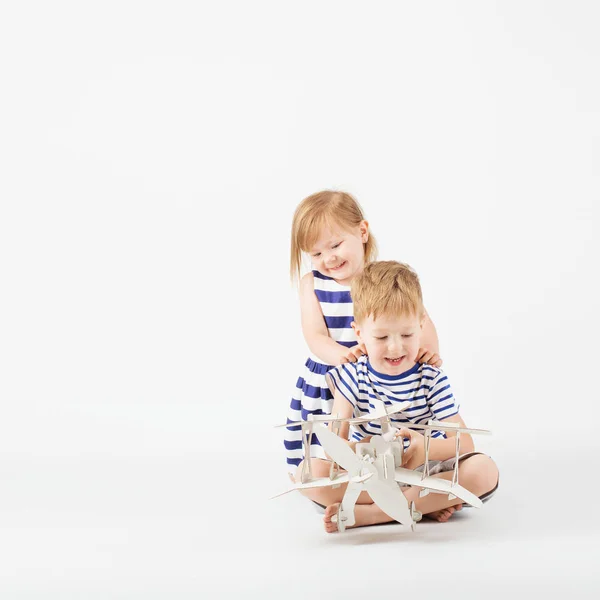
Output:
top-left (326, 355), bottom-right (459, 442)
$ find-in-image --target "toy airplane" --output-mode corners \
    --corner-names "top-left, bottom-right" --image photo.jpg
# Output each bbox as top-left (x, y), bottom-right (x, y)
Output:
top-left (274, 399), bottom-right (491, 532)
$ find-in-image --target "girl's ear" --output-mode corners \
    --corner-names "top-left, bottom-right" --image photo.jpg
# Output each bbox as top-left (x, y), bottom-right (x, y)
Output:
top-left (359, 220), bottom-right (369, 243)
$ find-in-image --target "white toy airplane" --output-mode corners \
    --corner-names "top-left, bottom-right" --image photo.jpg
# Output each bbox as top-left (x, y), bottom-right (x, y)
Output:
top-left (274, 399), bottom-right (491, 532)
top-left (277, 401), bottom-right (414, 484)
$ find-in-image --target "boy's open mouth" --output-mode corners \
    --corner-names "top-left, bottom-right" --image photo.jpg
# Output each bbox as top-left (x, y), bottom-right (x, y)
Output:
top-left (385, 356), bottom-right (405, 365)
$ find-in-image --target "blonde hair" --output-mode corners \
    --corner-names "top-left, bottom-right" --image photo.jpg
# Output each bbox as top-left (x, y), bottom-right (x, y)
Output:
top-left (290, 190), bottom-right (378, 281)
top-left (351, 261), bottom-right (424, 322)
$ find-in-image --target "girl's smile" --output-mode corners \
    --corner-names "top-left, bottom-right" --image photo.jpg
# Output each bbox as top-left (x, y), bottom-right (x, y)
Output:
top-left (328, 260), bottom-right (347, 271)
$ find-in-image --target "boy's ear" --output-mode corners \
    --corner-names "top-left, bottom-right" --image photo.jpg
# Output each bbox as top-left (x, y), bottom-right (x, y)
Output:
top-left (351, 320), bottom-right (362, 340)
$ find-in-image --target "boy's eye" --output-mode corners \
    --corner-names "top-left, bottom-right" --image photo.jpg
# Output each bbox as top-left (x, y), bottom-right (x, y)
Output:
top-left (402, 334), bottom-right (413, 338)
top-left (375, 336), bottom-right (388, 340)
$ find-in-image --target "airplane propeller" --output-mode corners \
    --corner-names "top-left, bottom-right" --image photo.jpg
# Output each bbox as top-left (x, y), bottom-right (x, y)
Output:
top-left (317, 426), bottom-right (414, 528)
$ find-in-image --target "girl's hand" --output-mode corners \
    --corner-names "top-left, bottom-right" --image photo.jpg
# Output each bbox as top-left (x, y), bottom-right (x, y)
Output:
top-left (339, 343), bottom-right (367, 364)
top-left (396, 428), bottom-right (426, 468)
top-left (416, 347), bottom-right (443, 368)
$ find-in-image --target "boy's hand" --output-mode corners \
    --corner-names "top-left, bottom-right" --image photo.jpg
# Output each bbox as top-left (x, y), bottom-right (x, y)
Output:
top-left (339, 343), bottom-right (367, 364)
top-left (396, 428), bottom-right (426, 468)
top-left (416, 347), bottom-right (443, 368)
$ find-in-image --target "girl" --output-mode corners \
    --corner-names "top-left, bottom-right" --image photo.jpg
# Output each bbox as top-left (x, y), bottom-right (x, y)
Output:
top-left (284, 190), bottom-right (442, 473)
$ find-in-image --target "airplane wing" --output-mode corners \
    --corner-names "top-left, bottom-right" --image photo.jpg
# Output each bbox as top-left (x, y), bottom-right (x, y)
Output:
top-left (275, 413), bottom-right (375, 429)
top-left (408, 422), bottom-right (491, 436)
top-left (394, 467), bottom-right (483, 508)
top-left (274, 415), bottom-right (333, 428)
top-left (270, 474), bottom-right (351, 499)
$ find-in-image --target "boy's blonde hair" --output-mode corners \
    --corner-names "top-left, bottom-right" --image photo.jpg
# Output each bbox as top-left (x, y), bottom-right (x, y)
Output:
top-left (351, 261), bottom-right (424, 322)
top-left (290, 190), bottom-right (378, 281)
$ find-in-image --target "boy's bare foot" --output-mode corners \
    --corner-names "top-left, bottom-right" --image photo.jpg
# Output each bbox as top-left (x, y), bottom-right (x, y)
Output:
top-left (323, 503), bottom-right (389, 533)
top-left (424, 503), bottom-right (463, 523)
top-left (324, 503), bottom-right (342, 533)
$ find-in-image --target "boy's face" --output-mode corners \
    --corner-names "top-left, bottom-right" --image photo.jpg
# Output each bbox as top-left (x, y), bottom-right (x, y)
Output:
top-left (353, 312), bottom-right (424, 376)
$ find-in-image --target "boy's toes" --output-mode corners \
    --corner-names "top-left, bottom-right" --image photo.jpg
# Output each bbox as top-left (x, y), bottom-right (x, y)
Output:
top-left (325, 521), bottom-right (338, 533)
top-left (440, 507), bottom-right (455, 522)
top-left (323, 503), bottom-right (340, 533)
top-left (424, 503), bottom-right (464, 523)
top-left (438, 509), bottom-right (450, 522)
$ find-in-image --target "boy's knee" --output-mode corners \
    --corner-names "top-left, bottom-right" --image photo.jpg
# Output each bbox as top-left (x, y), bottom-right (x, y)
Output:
top-left (461, 454), bottom-right (499, 496)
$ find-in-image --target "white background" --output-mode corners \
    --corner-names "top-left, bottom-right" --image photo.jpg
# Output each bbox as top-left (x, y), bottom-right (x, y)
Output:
top-left (1, 1), bottom-right (599, 598)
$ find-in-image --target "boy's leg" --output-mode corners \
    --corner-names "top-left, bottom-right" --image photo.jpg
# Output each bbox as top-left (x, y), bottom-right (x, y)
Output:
top-left (323, 453), bottom-right (499, 532)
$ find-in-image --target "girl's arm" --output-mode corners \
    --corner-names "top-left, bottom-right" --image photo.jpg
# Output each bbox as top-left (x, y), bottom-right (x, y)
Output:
top-left (420, 308), bottom-right (440, 355)
top-left (416, 308), bottom-right (442, 367)
top-left (299, 273), bottom-right (358, 366)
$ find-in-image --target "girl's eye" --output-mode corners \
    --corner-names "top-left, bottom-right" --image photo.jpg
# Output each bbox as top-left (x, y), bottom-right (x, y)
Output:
top-left (312, 252), bottom-right (321, 258)
top-left (332, 242), bottom-right (342, 249)
top-left (402, 334), bottom-right (413, 338)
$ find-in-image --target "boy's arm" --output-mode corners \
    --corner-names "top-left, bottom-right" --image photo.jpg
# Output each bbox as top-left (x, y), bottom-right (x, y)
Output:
top-left (324, 374), bottom-right (367, 452)
top-left (402, 369), bottom-right (472, 466)
top-left (299, 273), bottom-right (361, 365)
top-left (327, 386), bottom-right (353, 442)
top-left (414, 413), bottom-right (475, 463)
top-left (400, 412), bottom-right (474, 468)
top-left (438, 413), bottom-right (475, 454)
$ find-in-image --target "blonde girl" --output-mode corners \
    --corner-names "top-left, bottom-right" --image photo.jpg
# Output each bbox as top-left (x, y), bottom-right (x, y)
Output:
top-left (284, 190), bottom-right (442, 473)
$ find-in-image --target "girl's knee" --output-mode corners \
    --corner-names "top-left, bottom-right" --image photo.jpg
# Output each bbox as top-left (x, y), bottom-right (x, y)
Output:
top-left (461, 454), bottom-right (499, 495)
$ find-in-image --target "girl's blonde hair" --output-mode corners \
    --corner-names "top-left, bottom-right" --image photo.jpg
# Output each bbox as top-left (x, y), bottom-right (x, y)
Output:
top-left (351, 261), bottom-right (424, 323)
top-left (290, 190), bottom-right (378, 281)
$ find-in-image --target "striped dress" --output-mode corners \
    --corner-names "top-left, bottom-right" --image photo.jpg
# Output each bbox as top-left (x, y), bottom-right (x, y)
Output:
top-left (284, 271), bottom-right (357, 472)
top-left (326, 355), bottom-right (460, 443)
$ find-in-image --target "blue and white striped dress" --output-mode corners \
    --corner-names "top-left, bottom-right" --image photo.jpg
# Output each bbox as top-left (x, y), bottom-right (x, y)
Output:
top-left (326, 355), bottom-right (460, 443)
top-left (284, 271), bottom-right (357, 472)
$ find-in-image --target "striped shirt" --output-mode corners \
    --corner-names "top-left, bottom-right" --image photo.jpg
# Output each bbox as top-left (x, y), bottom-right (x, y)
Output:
top-left (326, 355), bottom-right (459, 442)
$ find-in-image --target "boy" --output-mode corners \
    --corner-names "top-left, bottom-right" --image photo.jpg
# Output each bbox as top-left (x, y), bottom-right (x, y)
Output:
top-left (296, 261), bottom-right (499, 532)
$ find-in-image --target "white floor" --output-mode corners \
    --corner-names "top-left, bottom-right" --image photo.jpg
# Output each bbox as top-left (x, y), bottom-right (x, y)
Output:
top-left (2, 432), bottom-right (598, 599)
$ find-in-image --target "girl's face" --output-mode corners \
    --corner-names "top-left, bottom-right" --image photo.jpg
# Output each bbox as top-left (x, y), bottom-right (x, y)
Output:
top-left (308, 221), bottom-right (368, 284)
